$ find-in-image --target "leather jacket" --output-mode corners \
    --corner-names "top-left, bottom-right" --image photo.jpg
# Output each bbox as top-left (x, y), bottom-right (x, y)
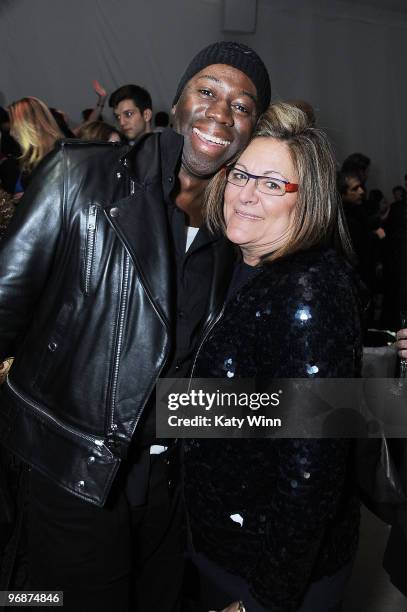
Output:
top-left (0, 129), bottom-right (235, 506)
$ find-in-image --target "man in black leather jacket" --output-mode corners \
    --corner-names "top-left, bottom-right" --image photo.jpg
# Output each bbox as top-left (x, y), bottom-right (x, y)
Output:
top-left (0, 43), bottom-right (271, 610)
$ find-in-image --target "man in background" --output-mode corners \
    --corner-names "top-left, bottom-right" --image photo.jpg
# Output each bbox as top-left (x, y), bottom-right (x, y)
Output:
top-left (109, 83), bottom-right (153, 144)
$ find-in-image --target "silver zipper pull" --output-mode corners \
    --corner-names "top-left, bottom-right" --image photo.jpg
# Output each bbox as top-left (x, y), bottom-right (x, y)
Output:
top-left (88, 204), bottom-right (97, 229)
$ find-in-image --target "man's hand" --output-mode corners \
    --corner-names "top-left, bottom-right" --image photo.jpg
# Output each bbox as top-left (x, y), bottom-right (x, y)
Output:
top-left (396, 328), bottom-right (407, 358)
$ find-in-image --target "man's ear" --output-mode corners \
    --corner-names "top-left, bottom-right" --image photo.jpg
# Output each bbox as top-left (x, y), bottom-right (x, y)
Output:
top-left (171, 104), bottom-right (176, 116)
top-left (143, 108), bottom-right (153, 123)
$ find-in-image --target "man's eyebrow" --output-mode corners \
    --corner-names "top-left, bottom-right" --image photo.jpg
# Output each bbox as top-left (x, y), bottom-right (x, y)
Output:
top-left (196, 75), bottom-right (257, 104)
top-left (241, 90), bottom-right (257, 104)
top-left (196, 74), bottom-right (221, 84)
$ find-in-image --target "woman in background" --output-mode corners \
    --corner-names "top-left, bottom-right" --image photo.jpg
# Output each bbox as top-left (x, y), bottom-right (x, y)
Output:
top-left (77, 120), bottom-right (121, 142)
top-left (8, 96), bottom-right (63, 192)
top-left (184, 103), bottom-right (362, 612)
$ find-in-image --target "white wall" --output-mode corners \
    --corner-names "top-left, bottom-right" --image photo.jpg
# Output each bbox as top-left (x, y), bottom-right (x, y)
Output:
top-left (236, 0), bottom-right (407, 196)
top-left (1, 0), bottom-right (406, 195)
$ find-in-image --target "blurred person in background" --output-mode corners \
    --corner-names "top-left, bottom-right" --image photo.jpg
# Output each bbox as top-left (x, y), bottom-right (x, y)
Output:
top-left (391, 185), bottom-right (406, 205)
top-left (338, 169), bottom-right (385, 331)
top-left (338, 170), bottom-right (371, 288)
top-left (288, 99), bottom-right (316, 127)
top-left (77, 121), bottom-right (121, 142)
top-left (8, 96), bottom-right (63, 192)
top-left (0, 128), bottom-right (17, 240)
top-left (153, 111), bottom-right (169, 133)
top-left (73, 79), bottom-right (108, 136)
top-left (381, 185), bottom-right (407, 330)
top-left (366, 189), bottom-right (389, 225)
top-left (0, 107), bottom-right (21, 195)
top-left (50, 108), bottom-right (75, 138)
top-left (341, 152), bottom-right (371, 188)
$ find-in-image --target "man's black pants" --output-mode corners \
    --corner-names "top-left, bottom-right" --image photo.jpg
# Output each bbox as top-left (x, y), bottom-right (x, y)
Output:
top-left (20, 447), bottom-right (185, 612)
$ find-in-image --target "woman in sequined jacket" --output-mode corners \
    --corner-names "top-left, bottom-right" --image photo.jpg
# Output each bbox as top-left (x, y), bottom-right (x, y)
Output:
top-left (184, 103), bottom-right (363, 612)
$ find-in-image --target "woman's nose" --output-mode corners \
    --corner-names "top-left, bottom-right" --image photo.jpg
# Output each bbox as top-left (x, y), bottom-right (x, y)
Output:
top-left (239, 178), bottom-right (259, 205)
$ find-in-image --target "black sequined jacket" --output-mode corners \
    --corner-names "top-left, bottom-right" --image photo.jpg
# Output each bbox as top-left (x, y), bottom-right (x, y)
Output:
top-left (184, 247), bottom-right (362, 611)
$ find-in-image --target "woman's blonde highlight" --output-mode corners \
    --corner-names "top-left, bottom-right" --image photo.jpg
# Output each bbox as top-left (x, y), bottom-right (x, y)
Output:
top-left (8, 97), bottom-right (63, 175)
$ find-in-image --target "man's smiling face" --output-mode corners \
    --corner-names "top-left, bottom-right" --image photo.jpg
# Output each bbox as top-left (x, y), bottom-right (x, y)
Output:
top-left (172, 64), bottom-right (258, 178)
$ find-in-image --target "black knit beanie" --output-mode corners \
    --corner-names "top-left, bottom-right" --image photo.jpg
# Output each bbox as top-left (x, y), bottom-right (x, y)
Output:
top-left (173, 41), bottom-right (271, 115)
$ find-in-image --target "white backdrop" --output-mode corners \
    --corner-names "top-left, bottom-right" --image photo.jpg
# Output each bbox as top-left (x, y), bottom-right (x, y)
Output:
top-left (1, 0), bottom-right (406, 196)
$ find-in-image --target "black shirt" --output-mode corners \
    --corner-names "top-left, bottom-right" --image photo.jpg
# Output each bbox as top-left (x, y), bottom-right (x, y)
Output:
top-left (164, 201), bottom-right (218, 377)
top-left (226, 259), bottom-right (262, 302)
top-left (135, 131), bottom-right (223, 446)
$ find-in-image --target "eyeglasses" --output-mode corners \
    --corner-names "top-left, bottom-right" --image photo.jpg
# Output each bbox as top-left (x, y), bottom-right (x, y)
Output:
top-left (227, 167), bottom-right (298, 196)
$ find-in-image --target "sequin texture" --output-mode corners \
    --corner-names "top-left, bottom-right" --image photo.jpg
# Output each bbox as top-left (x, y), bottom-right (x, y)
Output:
top-left (184, 248), bottom-right (362, 611)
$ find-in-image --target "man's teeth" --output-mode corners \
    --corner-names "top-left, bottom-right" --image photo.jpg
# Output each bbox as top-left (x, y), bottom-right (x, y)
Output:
top-left (193, 128), bottom-right (231, 146)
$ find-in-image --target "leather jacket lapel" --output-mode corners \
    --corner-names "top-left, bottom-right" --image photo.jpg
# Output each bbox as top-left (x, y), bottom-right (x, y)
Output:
top-left (103, 132), bottom-right (181, 327)
top-left (104, 190), bottom-right (173, 327)
top-left (202, 238), bottom-right (236, 331)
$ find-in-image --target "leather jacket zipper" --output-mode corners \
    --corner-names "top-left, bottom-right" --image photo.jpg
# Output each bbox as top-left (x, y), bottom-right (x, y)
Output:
top-left (190, 305), bottom-right (226, 380)
top-left (108, 252), bottom-right (130, 436)
top-left (6, 377), bottom-right (106, 447)
top-left (83, 204), bottom-right (98, 295)
top-left (104, 208), bottom-right (172, 442)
